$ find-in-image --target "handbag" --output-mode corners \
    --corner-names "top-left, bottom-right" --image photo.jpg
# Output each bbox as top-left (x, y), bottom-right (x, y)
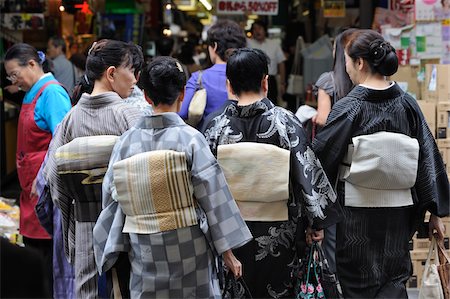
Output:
top-left (437, 236), bottom-right (450, 299)
top-left (316, 241), bottom-right (343, 299)
top-left (222, 270), bottom-right (252, 299)
top-left (286, 36), bottom-right (305, 95)
top-left (186, 71), bottom-right (207, 127)
top-left (419, 236), bottom-right (445, 299)
top-left (293, 242), bottom-right (342, 299)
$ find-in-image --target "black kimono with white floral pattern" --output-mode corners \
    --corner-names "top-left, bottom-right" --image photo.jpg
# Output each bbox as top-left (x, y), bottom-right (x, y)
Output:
top-left (203, 98), bottom-right (342, 298)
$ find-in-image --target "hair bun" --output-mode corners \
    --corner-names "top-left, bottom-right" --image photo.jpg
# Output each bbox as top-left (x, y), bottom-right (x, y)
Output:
top-left (369, 39), bottom-right (393, 66)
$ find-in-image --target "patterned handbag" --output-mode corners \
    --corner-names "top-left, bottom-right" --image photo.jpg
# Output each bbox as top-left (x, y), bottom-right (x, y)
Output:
top-left (294, 242), bottom-right (325, 299)
top-left (293, 242), bottom-right (343, 299)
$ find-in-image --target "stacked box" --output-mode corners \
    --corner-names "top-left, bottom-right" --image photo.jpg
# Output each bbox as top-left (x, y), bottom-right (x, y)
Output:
top-left (422, 64), bottom-right (450, 102)
top-left (437, 103), bottom-right (450, 140)
top-left (438, 140), bottom-right (450, 176)
top-left (390, 65), bottom-right (422, 100)
top-left (418, 101), bottom-right (437, 138)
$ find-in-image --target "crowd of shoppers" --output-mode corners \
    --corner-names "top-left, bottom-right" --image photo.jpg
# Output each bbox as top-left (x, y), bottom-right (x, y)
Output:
top-left (2, 20), bottom-right (449, 299)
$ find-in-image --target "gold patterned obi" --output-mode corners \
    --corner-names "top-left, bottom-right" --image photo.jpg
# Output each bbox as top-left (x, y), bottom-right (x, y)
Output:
top-left (217, 142), bottom-right (290, 222)
top-left (113, 150), bottom-right (198, 234)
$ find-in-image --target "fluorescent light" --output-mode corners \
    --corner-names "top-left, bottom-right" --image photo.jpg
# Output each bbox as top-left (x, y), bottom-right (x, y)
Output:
top-left (199, 0), bottom-right (212, 11)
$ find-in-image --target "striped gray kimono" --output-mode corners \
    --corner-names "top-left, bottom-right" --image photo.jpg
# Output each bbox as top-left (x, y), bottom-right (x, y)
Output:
top-left (43, 91), bottom-right (146, 299)
top-left (93, 113), bottom-right (252, 298)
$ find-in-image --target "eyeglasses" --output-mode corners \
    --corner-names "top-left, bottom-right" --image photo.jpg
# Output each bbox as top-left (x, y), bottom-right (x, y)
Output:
top-left (6, 70), bottom-right (21, 83)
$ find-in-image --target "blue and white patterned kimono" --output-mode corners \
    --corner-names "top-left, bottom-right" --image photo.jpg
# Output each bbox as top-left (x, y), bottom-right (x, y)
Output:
top-left (93, 112), bottom-right (252, 298)
top-left (203, 98), bottom-right (343, 298)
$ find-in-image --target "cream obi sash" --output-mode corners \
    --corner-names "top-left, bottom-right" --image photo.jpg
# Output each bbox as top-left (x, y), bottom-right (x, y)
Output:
top-left (340, 131), bottom-right (419, 208)
top-left (217, 142), bottom-right (290, 222)
top-left (55, 135), bottom-right (119, 222)
top-left (113, 150), bottom-right (198, 234)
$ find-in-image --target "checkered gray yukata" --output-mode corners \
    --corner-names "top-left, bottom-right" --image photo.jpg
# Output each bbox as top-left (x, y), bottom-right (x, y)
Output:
top-left (93, 113), bottom-right (252, 298)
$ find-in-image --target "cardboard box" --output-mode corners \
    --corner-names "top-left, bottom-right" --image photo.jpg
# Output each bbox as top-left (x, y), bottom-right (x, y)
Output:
top-left (437, 65), bottom-right (450, 101)
top-left (390, 65), bottom-right (421, 100)
top-left (422, 64), bottom-right (450, 102)
top-left (422, 64), bottom-right (439, 102)
top-left (418, 101), bottom-right (436, 137)
top-left (436, 102), bottom-right (450, 139)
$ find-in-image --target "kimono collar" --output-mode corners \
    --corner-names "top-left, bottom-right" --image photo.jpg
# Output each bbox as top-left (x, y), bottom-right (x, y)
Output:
top-left (349, 82), bottom-right (404, 101)
top-left (136, 112), bottom-right (185, 129)
top-left (78, 92), bottom-right (124, 108)
top-left (227, 98), bottom-right (274, 118)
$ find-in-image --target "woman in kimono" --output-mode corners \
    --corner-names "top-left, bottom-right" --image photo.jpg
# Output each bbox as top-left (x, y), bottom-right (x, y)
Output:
top-left (4, 43), bottom-right (72, 296)
top-left (93, 56), bottom-right (252, 298)
top-left (312, 29), bottom-right (449, 298)
top-left (202, 48), bottom-right (342, 298)
top-left (42, 39), bottom-right (145, 298)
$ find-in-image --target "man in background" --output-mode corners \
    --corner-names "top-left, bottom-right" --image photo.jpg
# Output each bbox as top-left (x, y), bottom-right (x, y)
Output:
top-left (247, 20), bottom-right (286, 104)
top-left (47, 36), bottom-right (75, 93)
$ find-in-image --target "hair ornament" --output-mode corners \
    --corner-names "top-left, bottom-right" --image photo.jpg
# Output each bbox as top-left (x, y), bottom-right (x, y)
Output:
top-left (369, 39), bottom-right (392, 66)
top-left (37, 51), bottom-right (46, 64)
top-left (175, 61), bottom-right (184, 73)
top-left (88, 41), bottom-right (97, 55)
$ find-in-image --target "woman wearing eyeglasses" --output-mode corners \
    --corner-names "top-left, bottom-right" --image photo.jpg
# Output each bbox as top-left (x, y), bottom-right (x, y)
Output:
top-left (4, 43), bottom-right (72, 296)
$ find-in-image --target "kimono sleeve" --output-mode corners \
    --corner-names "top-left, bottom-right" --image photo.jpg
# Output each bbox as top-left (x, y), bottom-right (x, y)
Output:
top-left (189, 133), bottom-right (252, 254)
top-left (93, 136), bottom-right (131, 274)
top-left (42, 118), bottom-right (76, 261)
top-left (405, 97), bottom-right (450, 217)
top-left (312, 97), bottom-right (359, 185)
top-left (287, 113), bottom-right (342, 230)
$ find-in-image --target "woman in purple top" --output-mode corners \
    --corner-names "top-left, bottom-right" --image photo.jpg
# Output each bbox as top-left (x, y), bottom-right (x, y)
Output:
top-left (179, 20), bottom-right (246, 129)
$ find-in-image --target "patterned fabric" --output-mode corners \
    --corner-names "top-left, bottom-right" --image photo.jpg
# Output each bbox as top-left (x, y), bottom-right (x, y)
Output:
top-left (113, 150), bottom-right (197, 234)
top-left (203, 98), bottom-right (342, 298)
top-left (217, 142), bottom-right (290, 221)
top-left (55, 135), bottom-right (119, 172)
top-left (43, 91), bottom-right (144, 298)
top-left (312, 83), bottom-right (450, 297)
top-left (93, 112), bottom-right (252, 297)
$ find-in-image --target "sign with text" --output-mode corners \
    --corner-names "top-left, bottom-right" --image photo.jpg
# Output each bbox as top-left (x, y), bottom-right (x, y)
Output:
top-left (216, 0), bottom-right (279, 15)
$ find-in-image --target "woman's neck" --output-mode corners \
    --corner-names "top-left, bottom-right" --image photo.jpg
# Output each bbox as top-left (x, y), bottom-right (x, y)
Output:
top-left (359, 73), bottom-right (390, 89)
top-left (91, 80), bottom-right (112, 96)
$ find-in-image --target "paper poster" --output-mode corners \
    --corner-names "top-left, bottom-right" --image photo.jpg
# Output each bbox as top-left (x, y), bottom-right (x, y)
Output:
top-left (415, 22), bottom-right (443, 58)
top-left (415, 0), bottom-right (450, 21)
top-left (441, 19), bottom-right (450, 63)
top-left (216, 0), bottom-right (279, 15)
top-left (1, 13), bottom-right (45, 30)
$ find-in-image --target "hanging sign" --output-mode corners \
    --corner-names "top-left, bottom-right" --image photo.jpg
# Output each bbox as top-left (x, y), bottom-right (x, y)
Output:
top-left (323, 1), bottom-right (346, 18)
top-left (216, 0), bottom-right (279, 15)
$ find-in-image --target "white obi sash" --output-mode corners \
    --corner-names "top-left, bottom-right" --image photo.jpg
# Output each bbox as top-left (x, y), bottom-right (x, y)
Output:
top-left (217, 142), bottom-right (290, 222)
top-left (340, 131), bottom-right (419, 208)
top-left (113, 150), bottom-right (198, 234)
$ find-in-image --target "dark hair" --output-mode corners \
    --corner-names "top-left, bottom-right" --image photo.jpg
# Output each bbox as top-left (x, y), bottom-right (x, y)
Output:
top-left (84, 39), bottom-right (144, 84)
top-left (71, 74), bottom-right (92, 105)
top-left (346, 29), bottom-right (398, 76)
top-left (139, 56), bottom-right (186, 106)
top-left (49, 36), bottom-right (67, 52)
top-left (70, 53), bottom-right (87, 71)
top-left (206, 20), bottom-right (246, 62)
top-left (178, 41), bottom-right (196, 65)
top-left (333, 28), bottom-right (356, 100)
top-left (156, 37), bottom-right (175, 56)
top-left (226, 48), bottom-right (269, 96)
top-left (251, 20), bottom-right (268, 36)
top-left (4, 43), bottom-right (41, 67)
